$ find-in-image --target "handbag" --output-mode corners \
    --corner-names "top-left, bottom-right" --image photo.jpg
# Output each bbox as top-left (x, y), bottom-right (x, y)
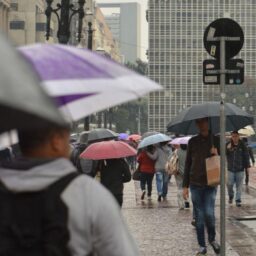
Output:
top-left (206, 155), bottom-right (220, 186)
top-left (132, 165), bottom-right (141, 181)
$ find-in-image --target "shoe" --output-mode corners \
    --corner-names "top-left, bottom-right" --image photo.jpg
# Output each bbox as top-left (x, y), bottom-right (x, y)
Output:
top-left (147, 195), bottom-right (152, 200)
top-left (210, 241), bottom-right (220, 254)
top-left (196, 247), bottom-right (207, 255)
top-left (185, 201), bottom-right (190, 208)
top-left (141, 190), bottom-right (146, 200)
top-left (158, 195), bottom-right (162, 202)
top-left (162, 196), bottom-right (167, 201)
top-left (236, 200), bottom-right (241, 207)
top-left (228, 197), bottom-right (233, 204)
top-left (191, 219), bottom-right (196, 227)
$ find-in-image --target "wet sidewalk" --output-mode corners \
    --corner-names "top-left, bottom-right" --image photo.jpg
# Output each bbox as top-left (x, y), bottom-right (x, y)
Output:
top-left (121, 177), bottom-right (242, 256)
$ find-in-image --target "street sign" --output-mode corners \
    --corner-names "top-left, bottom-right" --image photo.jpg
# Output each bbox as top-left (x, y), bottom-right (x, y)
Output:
top-left (203, 18), bottom-right (244, 59)
top-left (203, 59), bottom-right (244, 85)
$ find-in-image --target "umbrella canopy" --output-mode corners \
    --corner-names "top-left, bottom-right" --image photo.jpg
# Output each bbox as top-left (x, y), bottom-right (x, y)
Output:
top-left (19, 44), bottom-right (162, 121)
top-left (138, 133), bottom-right (171, 149)
top-left (0, 36), bottom-right (65, 133)
top-left (167, 102), bottom-right (254, 135)
top-left (128, 134), bottom-right (141, 142)
top-left (88, 128), bottom-right (118, 143)
top-left (80, 140), bottom-right (137, 160)
top-left (118, 133), bottom-right (129, 140)
top-left (141, 131), bottom-right (160, 140)
top-left (170, 136), bottom-right (192, 145)
top-left (238, 125), bottom-right (255, 137)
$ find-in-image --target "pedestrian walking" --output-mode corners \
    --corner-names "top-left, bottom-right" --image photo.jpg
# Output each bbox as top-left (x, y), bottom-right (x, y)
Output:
top-left (226, 131), bottom-right (250, 206)
top-left (147, 141), bottom-right (171, 202)
top-left (242, 137), bottom-right (255, 185)
top-left (175, 144), bottom-right (189, 209)
top-left (183, 117), bottom-right (220, 255)
top-left (0, 122), bottom-right (139, 256)
top-left (98, 158), bottom-right (131, 207)
top-left (137, 145), bottom-right (156, 200)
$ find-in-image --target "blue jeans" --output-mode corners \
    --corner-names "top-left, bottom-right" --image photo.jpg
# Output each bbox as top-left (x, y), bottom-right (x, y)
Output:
top-left (227, 171), bottom-right (244, 202)
top-left (190, 185), bottom-right (217, 247)
top-left (156, 171), bottom-right (168, 197)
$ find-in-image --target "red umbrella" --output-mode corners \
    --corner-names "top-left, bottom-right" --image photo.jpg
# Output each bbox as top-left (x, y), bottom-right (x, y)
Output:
top-left (128, 134), bottom-right (141, 142)
top-left (80, 140), bottom-right (137, 160)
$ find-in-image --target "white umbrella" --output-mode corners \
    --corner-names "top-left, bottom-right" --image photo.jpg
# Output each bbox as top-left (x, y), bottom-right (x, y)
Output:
top-left (19, 44), bottom-right (162, 122)
top-left (238, 125), bottom-right (255, 137)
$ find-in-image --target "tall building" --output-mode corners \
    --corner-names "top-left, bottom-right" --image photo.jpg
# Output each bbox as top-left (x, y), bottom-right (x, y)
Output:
top-left (94, 7), bottom-right (121, 62)
top-left (147, 0), bottom-right (256, 132)
top-left (0, 0), bottom-right (10, 34)
top-left (8, 0), bottom-right (55, 45)
top-left (98, 2), bottom-right (141, 64)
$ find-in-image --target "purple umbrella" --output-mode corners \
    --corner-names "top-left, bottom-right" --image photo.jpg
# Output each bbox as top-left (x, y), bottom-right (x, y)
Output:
top-left (170, 136), bottom-right (192, 145)
top-left (18, 44), bottom-right (162, 121)
top-left (119, 133), bottom-right (129, 140)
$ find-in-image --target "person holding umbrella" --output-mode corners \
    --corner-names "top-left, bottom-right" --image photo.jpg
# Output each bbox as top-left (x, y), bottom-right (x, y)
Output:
top-left (98, 158), bottom-right (131, 207)
top-left (147, 141), bottom-right (171, 202)
top-left (183, 118), bottom-right (220, 255)
top-left (80, 140), bottom-right (136, 207)
top-left (137, 145), bottom-right (156, 200)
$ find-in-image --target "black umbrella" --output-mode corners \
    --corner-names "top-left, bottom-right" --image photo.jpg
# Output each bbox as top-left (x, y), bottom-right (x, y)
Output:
top-left (88, 128), bottom-right (118, 143)
top-left (0, 34), bottom-right (66, 133)
top-left (167, 102), bottom-right (254, 135)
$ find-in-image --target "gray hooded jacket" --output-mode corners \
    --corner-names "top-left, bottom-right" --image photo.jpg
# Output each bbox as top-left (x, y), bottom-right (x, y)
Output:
top-left (0, 158), bottom-right (139, 256)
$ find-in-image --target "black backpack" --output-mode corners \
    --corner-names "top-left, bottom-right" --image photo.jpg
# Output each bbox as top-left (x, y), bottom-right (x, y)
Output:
top-left (0, 172), bottom-right (79, 256)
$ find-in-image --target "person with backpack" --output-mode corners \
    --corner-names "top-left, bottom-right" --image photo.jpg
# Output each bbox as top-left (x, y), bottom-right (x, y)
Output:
top-left (98, 158), bottom-right (131, 207)
top-left (0, 122), bottom-right (139, 256)
top-left (137, 145), bottom-right (156, 200)
top-left (226, 131), bottom-right (250, 206)
top-left (167, 144), bottom-right (189, 209)
top-left (147, 141), bottom-right (171, 202)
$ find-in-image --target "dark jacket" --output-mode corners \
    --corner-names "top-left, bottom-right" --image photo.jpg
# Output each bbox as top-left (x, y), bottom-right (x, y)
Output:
top-left (226, 140), bottom-right (250, 172)
top-left (183, 134), bottom-right (220, 188)
top-left (99, 159), bottom-right (131, 195)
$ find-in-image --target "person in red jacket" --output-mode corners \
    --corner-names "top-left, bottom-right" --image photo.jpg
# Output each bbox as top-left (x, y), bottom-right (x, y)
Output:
top-left (137, 145), bottom-right (156, 200)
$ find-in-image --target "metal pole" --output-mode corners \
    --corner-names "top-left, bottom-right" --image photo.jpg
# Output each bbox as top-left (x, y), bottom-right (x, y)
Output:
top-left (58, 0), bottom-right (71, 44)
top-left (138, 106), bottom-right (141, 134)
top-left (220, 37), bottom-right (226, 256)
top-left (84, 22), bottom-right (93, 131)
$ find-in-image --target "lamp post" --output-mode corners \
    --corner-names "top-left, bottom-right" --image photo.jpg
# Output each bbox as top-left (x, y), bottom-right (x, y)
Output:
top-left (84, 21), bottom-right (94, 130)
top-left (45, 0), bottom-right (85, 44)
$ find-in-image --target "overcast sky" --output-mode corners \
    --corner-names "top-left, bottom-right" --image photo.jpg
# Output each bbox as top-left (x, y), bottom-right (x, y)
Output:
top-left (96, 0), bottom-right (148, 61)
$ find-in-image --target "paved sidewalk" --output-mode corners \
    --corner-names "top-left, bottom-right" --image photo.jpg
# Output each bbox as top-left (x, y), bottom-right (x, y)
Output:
top-left (122, 178), bottom-right (240, 256)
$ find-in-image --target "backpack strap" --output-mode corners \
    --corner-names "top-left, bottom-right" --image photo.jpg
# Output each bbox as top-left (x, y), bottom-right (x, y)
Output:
top-left (47, 172), bottom-right (81, 195)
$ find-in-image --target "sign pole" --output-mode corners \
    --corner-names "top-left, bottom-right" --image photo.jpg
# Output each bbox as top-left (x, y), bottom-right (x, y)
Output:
top-left (220, 36), bottom-right (226, 256)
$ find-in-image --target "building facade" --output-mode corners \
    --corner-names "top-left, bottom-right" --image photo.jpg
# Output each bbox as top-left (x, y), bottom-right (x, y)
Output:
top-left (0, 0), bottom-right (10, 34)
top-left (148, 0), bottom-right (256, 132)
top-left (8, 0), bottom-right (54, 45)
top-left (94, 7), bottom-right (121, 62)
top-left (98, 2), bottom-right (141, 64)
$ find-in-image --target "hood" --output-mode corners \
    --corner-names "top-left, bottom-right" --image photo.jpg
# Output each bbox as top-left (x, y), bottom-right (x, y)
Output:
top-left (0, 158), bottom-right (76, 192)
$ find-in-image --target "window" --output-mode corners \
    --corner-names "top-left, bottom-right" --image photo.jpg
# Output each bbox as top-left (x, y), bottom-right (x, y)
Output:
top-left (10, 3), bottom-right (18, 11)
top-left (10, 21), bottom-right (25, 30)
top-left (36, 23), bottom-right (46, 32)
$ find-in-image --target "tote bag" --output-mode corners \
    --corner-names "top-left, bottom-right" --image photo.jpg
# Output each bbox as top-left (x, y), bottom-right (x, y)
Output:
top-left (206, 155), bottom-right (220, 186)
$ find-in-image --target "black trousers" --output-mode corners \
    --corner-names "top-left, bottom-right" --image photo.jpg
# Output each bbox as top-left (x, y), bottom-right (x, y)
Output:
top-left (140, 172), bottom-right (154, 196)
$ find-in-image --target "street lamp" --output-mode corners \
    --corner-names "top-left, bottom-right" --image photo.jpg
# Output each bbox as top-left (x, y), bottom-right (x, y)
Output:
top-left (45, 0), bottom-right (85, 44)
